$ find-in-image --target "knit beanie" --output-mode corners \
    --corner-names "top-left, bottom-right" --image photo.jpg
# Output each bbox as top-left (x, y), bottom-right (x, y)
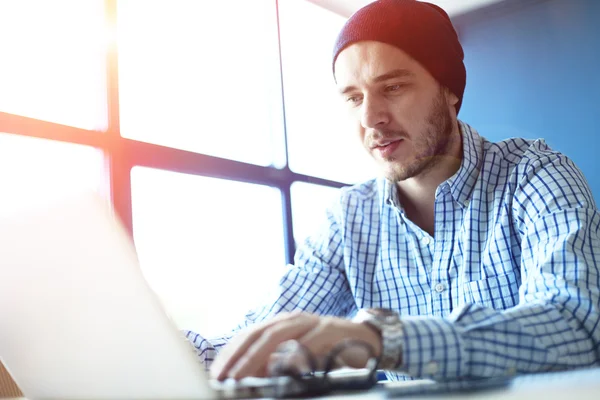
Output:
top-left (332, 0), bottom-right (466, 114)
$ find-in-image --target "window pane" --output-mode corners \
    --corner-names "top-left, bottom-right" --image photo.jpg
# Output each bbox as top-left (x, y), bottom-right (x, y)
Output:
top-left (280, 0), bottom-right (378, 183)
top-left (291, 182), bottom-right (341, 246)
top-left (118, 0), bottom-right (285, 167)
top-left (0, 133), bottom-right (107, 217)
top-left (0, 1), bottom-right (107, 130)
top-left (131, 167), bottom-right (286, 337)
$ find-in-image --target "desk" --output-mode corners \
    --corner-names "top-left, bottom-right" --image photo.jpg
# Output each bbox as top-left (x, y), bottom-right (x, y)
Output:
top-left (3, 367), bottom-right (600, 399)
top-left (0, 362), bottom-right (21, 399)
top-left (384, 367), bottom-right (600, 400)
top-left (318, 368), bottom-right (600, 400)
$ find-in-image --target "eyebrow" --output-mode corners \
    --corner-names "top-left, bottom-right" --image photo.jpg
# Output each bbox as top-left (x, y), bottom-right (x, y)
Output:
top-left (339, 69), bottom-right (415, 95)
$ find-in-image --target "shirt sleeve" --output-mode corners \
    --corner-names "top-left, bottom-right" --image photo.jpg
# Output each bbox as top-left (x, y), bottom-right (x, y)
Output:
top-left (398, 144), bottom-right (600, 379)
top-left (185, 194), bottom-right (357, 369)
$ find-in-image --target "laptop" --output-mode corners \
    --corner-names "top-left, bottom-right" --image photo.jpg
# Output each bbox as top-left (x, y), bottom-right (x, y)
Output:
top-left (0, 192), bottom-right (330, 400)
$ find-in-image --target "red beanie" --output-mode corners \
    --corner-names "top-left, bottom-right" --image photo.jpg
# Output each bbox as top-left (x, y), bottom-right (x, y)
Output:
top-left (332, 0), bottom-right (466, 114)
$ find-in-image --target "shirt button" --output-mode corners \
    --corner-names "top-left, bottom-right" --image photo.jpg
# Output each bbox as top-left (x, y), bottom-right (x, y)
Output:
top-left (434, 283), bottom-right (446, 293)
top-left (421, 236), bottom-right (432, 246)
top-left (424, 361), bottom-right (439, 375)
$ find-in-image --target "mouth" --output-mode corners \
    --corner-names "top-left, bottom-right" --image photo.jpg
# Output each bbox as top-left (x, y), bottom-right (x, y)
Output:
top-left (373, 139), bottom-right (403, 159)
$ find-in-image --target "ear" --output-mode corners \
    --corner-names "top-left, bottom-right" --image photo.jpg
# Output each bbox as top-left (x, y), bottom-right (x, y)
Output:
top-left (444, 87), bottom-right (459, 107)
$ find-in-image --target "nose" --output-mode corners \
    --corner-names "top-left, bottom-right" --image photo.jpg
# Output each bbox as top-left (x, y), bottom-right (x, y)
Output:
top-left (360, 94), bottom-right (389, 129)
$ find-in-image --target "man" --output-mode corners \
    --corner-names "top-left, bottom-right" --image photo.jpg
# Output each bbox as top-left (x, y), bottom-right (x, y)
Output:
top-left (186, 0), bottom-right (600, 381)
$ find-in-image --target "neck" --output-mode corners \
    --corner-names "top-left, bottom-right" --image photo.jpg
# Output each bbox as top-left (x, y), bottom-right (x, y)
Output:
top-left (396, 122), bottom-right (463, 235)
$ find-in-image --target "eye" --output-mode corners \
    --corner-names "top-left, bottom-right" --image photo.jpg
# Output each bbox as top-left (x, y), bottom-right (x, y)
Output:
top-left (385, 83), bottom-right (406, 92)
top-left (346, 95), bottom-right (363, 105)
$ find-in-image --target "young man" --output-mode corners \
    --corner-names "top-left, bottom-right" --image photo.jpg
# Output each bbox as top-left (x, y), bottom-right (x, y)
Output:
top-left (187, 0), bottom-right (600, 381)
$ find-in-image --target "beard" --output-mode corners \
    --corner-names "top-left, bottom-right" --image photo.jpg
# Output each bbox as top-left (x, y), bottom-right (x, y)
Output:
top-left (372, 88), bottom-right (456, 182)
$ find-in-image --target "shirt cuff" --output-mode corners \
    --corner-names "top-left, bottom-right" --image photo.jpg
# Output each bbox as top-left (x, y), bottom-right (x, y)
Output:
top-left (184, 330), bottom-right (230, 370)
top-left (399, 316), bottom-right (465, 379)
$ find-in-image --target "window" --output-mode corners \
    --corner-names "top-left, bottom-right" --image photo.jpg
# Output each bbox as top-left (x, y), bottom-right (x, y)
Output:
top-left (0, 0), bottom-right (107, 130)
top-left (0, 133), bottom-right (107, 217)
top-left (291, 182), bottom-right (342, 246)
top-left (279, 0), bottom-right (378, 184)
top-left (0, 0), bottom-right (354, 340)
top-left (117, 0), bottom-right (285, 167)
top-left (131, 167), bottom-right (286, 337)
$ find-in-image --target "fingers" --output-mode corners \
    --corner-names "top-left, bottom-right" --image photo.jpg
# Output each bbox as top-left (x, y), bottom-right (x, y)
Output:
top-left (226, 313), bottom-right (320, 380)
top-left (211, 313), bottom-right (382, 381)
top-left (267, 340), bottom-right (315, 377)
top-left (210, 311), bottom-right (302, 380)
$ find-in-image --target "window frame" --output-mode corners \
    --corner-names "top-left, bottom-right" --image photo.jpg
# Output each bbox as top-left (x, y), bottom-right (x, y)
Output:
top-left (0, 0), bottom-right (348, 264)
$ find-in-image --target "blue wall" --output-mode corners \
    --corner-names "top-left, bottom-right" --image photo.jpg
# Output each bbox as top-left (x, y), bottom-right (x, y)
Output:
top-left (453, 0), bottom-right (600, 201)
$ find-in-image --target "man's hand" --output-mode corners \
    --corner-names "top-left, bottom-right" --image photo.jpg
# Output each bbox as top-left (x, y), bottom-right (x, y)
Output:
top-left (209, 311), bottom-right (382, 381)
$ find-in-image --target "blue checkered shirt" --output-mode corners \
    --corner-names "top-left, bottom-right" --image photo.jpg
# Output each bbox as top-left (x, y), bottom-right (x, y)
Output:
top-left (186, 121), bottom-right (600, 380)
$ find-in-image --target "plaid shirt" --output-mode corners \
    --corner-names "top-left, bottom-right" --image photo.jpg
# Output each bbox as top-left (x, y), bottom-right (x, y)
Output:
top-left (186, 121), bottom-right (600, 380)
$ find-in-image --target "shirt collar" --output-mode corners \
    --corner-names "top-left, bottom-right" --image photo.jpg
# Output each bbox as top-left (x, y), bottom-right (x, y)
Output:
top-left (446, 121), bottom-right (484, 208)
top-left (382, 177), bottom-right (402, 209)
top-left (380, 120), bottom-right (483, 210)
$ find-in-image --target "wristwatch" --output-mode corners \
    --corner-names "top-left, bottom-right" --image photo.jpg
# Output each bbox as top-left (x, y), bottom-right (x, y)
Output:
top-left (353, 308), bottom-right (403, 370)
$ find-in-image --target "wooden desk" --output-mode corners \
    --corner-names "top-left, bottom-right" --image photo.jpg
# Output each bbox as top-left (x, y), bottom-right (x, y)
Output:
top-left (0, 361), bottom-right (21, 399)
